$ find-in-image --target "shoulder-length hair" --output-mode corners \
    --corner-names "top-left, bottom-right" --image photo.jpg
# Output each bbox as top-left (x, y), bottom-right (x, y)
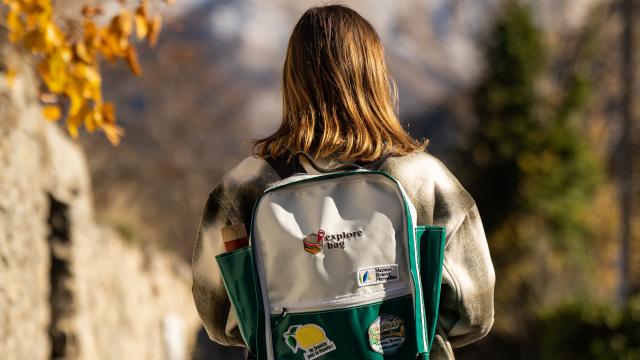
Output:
top-left (253, 4), bottom-right (426, 162)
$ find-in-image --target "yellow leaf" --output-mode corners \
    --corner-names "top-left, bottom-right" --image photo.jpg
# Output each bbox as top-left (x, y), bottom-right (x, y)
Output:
top-left (59, 46), bottom-right (73, 63)
top-left (75, 63), bottom-right (101, 89)
top-left (42, 105), bottom-right (61, 121)
top-left (135, 12), bottom-right (149, 40)
top-left (67, 89), bottom-right (84, 117)
top-left (44, 22), bottom-right (63, 49)
top-left (67, 122), bottom-right (79, 139)
top-left (4, 68), bottom-right (18, 87)
top-left (101, 123), bottom-right (123, 145)
top-left (102, 27), bottom-right (129, 55)
top-left (147, 14), bottom-right (162, 47)
top-left (7, 6), bottom-right (24, 43)
top-left (126, 46), bottom-right (142, 76)
top-left (37, 56), bottom-right (67, 92)
top-left (75, 41), bottom-right (93, 63)
top-left (97, 35), bottom-right (118, 62)
top-left (80, 104), bottom-right (96, 132)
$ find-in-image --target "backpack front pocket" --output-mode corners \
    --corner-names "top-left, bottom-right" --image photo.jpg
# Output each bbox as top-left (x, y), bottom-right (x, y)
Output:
top-left (270, 295), bottom-right (418, 360)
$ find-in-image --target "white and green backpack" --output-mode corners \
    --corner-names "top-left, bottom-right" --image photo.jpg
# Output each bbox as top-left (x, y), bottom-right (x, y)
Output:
top-left (216, 156), bottom-right (445, 359)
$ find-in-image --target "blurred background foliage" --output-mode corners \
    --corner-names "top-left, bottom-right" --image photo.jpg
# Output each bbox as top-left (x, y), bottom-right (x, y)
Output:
top-left (461, 0), bottom-right (604, 331)
top-left (3, 0), bottom-right (639, 358)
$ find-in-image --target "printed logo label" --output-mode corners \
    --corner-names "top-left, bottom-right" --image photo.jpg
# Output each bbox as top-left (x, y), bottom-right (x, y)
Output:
top-left (303, 230), bottom-right (325, 254)
top-left (368, 314), bottom-right (406, 354)
top-left (357, 264), bottom-right (399, 287)
top-left (283, 324), bottom-right (337, 360)
top-left (303, 229), bottom-right (364, 254)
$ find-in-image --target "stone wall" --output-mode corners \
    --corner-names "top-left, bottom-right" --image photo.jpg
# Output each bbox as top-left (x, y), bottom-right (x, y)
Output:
top-left (0, 38), bottom-right (52, 360)
top-left (0, 37), bottom-right (200, 360)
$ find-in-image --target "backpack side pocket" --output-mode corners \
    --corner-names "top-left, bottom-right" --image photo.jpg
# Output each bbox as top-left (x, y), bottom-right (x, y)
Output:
top-left (216, 246), bottom-right (265, 358)
top-left (416, 226), bottom-right (446, 352)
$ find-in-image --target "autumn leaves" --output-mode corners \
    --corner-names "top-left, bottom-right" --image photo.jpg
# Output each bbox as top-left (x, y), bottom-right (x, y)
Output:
top-left (4, 0), bottom-right (169, 144)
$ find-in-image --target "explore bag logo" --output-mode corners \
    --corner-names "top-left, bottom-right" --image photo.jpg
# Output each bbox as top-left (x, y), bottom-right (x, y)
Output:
top-left (303, 229), bottom-right (364, 254)
top-left (303, 230), bottom-right (325, 254)
top-left (283, 324), bottom-right (337, 360)
top-left (368, 314), bottom-right (406, 354)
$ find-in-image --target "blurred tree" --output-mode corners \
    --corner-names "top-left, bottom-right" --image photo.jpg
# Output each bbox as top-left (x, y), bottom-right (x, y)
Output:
top-left (456, 0), bottom-right (604, 334)
top-left (538, 297), bottom-right (640, 359)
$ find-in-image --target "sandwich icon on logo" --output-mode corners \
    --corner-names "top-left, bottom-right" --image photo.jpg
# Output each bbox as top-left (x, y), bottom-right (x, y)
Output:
top-left (303, 230), bottom-right (325, 254)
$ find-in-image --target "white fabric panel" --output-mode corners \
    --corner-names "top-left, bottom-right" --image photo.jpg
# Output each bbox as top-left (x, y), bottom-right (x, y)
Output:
top-left (253, 174), bottom-right (411, 311)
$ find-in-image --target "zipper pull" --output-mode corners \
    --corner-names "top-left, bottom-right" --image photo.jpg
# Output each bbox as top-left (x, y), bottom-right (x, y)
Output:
top-left (271, 307), bottom-right (288, 328)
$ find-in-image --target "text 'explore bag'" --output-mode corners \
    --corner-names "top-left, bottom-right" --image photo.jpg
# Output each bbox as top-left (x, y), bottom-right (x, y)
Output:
top-left (216, 170), bottom-right (445, 359)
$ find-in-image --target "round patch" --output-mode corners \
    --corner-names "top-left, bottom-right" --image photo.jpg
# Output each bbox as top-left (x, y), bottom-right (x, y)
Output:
top-left (367, 314), bottom-right (406, 354)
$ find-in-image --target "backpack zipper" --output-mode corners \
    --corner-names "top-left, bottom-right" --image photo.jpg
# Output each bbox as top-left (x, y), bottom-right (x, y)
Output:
top-left (270, 286), bottom-right (411, 315)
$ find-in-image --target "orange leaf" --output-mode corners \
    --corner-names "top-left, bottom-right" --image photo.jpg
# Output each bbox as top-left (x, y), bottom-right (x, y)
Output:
top-left (101, 123), bottom-right (123, 145)
top-left (111, 11), bottom-right (133, 38)
top-left (126, 46), bottom-right (142, 76)
top-left (102, 102), bottom-right (115, 124)
top-left (81, 5), bottom-right (103, 18)
top-left (84, 19), bottom-right (99, 43)
top-left (23, 29), bottom-right (46, 51)
top-left (42, 105), bottom-right (61, 121)
top-left (4, 68), bottom-right (18, 87)
top-left (147, 14), bottom-right (162, 47)
top-left (137, 0), bottom-right (148, 18)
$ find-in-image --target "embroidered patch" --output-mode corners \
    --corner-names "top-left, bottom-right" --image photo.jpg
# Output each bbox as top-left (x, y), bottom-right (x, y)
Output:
top-left (283, 324), bottom-right (337, 360)
top-left (368, 314), bottom-right (406, 354)
top-left (357, 264), bottom-right (399, 287)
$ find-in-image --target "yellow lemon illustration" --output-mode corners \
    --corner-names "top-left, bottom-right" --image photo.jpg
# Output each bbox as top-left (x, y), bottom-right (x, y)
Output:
top-left (283, 323), bottom-right (336, 357)
top-left (295, 324), bottom-right (326, 349)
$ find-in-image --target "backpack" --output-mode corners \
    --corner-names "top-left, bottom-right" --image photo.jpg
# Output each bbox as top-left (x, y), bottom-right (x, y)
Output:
top-left (215, 154), bottom-right (446, 359)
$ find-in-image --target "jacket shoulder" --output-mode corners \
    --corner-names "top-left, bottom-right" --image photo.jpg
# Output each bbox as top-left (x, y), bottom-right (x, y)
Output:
top-left (207, 156), bottom-right (280, 224)
top-left (382, 151), bottom-right (476, 228)
top-left (221, 156), bottom-right (273, 184)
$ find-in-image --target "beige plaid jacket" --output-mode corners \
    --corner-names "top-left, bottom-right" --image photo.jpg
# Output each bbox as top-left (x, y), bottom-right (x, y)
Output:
top-left (192, 151), bottom-right (495, 359)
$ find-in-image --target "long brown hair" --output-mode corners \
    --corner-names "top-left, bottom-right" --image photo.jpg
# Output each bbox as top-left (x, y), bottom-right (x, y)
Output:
top-left (253, 4), bottom-right (426, 162)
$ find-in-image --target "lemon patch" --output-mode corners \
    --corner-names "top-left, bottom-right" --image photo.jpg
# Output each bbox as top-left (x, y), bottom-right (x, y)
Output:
top-left (283, 323), bottom-right (336, 360)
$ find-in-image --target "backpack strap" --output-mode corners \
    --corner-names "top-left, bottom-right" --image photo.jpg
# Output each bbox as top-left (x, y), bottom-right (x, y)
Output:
top-left (265, 154), bottom-right (306, 179)
top-left (358, 152), bottom-right (393, 171)
top-left (296, 151), bottom-right (394, 173)
top-left (267, 150), bottom-right (394, 178)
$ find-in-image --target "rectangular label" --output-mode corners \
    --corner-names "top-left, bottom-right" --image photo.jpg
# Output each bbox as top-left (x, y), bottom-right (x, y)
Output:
top-left (357, 264), bottom-right (399, 287)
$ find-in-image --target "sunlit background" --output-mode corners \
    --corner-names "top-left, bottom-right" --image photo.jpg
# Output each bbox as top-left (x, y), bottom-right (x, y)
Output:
top-left (1, 0), bottom-right (639, 359)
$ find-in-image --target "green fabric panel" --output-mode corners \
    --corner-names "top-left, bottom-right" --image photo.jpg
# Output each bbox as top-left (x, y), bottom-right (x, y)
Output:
top-left (270, 295), bottom-right (418, 360)
top-left (215, 247), bottom-right (265, 358)
top-left (404, 209), bottom-right (428, 355)
top-left (416, 226), bottom-right (446, 350)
